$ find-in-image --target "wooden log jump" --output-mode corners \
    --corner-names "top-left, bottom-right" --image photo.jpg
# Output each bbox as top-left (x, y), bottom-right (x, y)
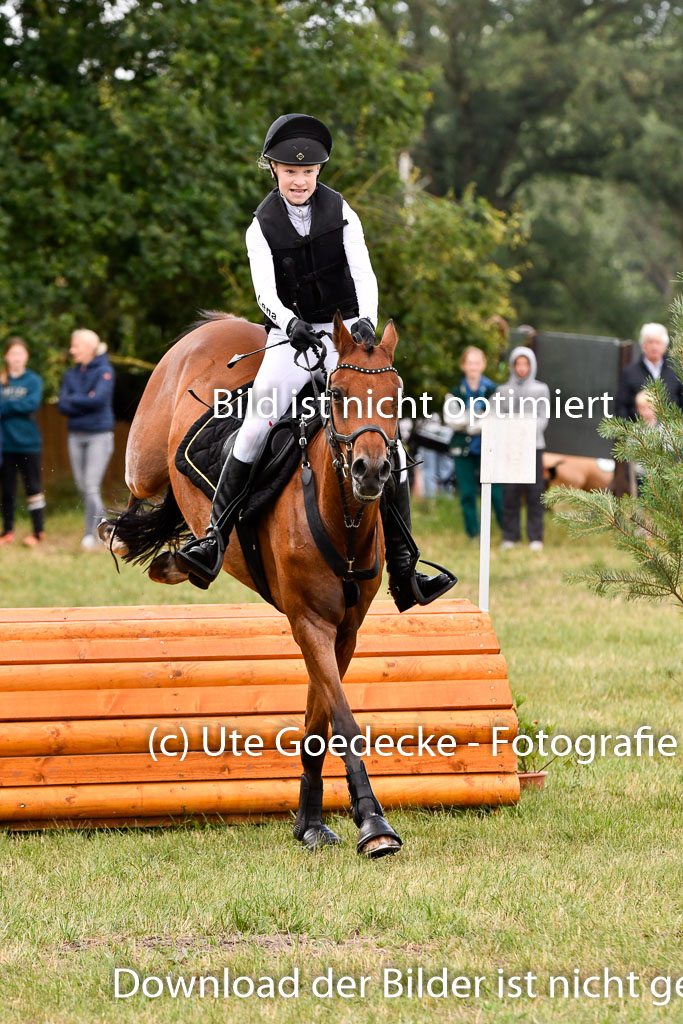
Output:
top-left (0, 599), bottom-right (519, 827)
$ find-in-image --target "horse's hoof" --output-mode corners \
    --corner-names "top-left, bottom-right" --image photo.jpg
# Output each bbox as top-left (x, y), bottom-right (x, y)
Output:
top-left (97, 519), bottom-right (129, 555)
top-left (298, 824), bottom-right (342, 851)
top-left (361, 836), bottom-right (402, 859)
top-left (356, 814), bottom-right (402, 858)
top-left (148, 551), bottom-right (189, 585)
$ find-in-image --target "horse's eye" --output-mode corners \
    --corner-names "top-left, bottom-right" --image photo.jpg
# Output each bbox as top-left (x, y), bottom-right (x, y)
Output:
top-left (330, 387), bottom-right (343, 403)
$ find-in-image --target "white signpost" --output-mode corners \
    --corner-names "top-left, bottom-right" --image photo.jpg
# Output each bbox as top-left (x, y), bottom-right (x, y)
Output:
top-left (478, 415), bottom-right (537, 613)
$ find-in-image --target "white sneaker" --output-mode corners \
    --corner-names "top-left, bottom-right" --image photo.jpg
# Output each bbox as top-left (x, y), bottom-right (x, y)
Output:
top-left (529, 541), bottom-right (544, 551)
top-left (81, 534), bottom-right (98, 550)
top-left (500, 541), bottom-right (517, 550)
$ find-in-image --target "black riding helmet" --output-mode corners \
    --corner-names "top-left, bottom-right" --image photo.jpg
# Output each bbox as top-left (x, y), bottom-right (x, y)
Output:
top-left (262, 113), bottom-right (332, 166)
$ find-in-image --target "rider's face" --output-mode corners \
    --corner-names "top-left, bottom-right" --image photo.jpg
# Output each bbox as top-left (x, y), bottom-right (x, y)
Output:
top-left (273, 163), bottom-right (320, 204)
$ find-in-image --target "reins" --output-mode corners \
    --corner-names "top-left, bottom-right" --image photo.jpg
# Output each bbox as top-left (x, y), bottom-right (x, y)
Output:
top-left (297, 335), bottom-right (400, 608)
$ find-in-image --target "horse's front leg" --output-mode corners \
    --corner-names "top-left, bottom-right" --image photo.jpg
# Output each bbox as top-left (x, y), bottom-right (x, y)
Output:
top-left (292, 613), bottom-right (402, 859)
top-left (292, 685), bottom-right (341, 851)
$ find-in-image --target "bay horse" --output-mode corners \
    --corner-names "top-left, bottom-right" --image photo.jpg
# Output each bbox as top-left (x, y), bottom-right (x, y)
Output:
top-left (104, 311), bottom-right (404, 857)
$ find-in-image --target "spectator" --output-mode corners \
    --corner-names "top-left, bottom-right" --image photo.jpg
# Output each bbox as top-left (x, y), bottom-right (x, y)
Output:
top-left (411, 413), bottom-right (454, 498)
top-left (58, 329), bottom-right (115, 549)
top-left (496, 346), bottom-right (549, 551)
top-left (443, 346), bottom-right (502, 538)
top-left (633, 389), bottom-right (660, 495)
top-left (0, 337), bottom-right (45, 546)
top-left (616, 323), bottom-right (683, 420)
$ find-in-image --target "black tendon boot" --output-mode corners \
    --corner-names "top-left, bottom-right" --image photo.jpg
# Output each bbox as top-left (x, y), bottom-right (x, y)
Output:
top-left (292, 775), bottom-right (341, 850)
top-left (176, 452), bottom-right (252, 587)
top-left (382, 477), bottom-right (457, 612)
top-left (346, 763), bottom-right (402, 857)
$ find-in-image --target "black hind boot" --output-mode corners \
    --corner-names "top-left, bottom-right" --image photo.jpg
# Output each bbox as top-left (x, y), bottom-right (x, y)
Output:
top-left (176, 452), bottom-right (251, 588)
top-left (382, 477), bottom-right (457, 612)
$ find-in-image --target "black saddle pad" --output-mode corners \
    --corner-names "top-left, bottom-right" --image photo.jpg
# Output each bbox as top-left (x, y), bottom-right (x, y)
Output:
top-left (174, 378), bottom-right (323, 524)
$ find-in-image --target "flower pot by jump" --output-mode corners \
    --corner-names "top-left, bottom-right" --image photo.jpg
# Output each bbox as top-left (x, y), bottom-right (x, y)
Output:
top-left (518, 770), bottom-right (547, 791)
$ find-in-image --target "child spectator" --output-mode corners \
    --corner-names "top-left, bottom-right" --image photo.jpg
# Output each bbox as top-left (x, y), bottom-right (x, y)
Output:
top-left (0, 337), bottom-right (45, 546)
top-left (633, 389), bottom-right (658, 494)
top-left (496, 346), bottom-right (550, 551)
top-left (443, 346), bottom-right (502, 538)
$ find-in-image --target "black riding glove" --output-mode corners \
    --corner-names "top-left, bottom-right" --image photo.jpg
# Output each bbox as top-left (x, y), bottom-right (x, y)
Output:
top-left (286, 318), bottom-right (319, 353)
top-left (351, 317), bottom-right (376, 346)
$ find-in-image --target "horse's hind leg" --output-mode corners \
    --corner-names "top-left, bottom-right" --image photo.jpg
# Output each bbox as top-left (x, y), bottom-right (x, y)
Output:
top-left (98, 491), bottom-right (137, 555)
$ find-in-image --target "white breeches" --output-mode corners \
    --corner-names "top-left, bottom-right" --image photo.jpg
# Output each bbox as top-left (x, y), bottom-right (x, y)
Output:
top-left (231, 318), bottom-right (408, 480)
top-left (232, 318), bottom-right (349, 463)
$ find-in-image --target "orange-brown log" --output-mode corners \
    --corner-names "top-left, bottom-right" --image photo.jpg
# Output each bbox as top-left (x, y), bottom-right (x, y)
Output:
top-left (0, 631), bottom-right (499, 666)
top-left (0, 773), bottom-right (520, 821)
top-left (1, 814), bottom-right (295, 830)
top-left (0, 598), bottom-right (479, 624)
top-left (0, 742), bottom-right (517, 786)
top-left (0, 678), bottom-right (513, 722)
top-left (0, 652), bottom-right (507, 693)
top-left (0, 611), bottom-right (492, 643)
top-left (0, 709), bottom-right (518, 756)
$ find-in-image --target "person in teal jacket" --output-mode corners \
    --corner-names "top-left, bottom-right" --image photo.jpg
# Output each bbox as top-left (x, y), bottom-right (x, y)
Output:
top-left (0, 337), bottom-right (45, 546)
top-left (443, 346), bottom-right (503, 538)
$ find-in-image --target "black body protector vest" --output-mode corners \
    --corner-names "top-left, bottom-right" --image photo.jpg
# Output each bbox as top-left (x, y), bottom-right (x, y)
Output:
top-left (254, 183), bottom-right (360, 328)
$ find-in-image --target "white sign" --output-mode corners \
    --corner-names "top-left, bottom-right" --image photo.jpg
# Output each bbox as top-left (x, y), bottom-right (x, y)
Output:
top-left (480, 414), bottom-right (537, 484)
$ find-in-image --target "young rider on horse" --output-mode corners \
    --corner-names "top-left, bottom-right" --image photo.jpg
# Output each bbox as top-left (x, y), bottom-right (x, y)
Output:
top-left (176, 113), bottom-right (456, 611)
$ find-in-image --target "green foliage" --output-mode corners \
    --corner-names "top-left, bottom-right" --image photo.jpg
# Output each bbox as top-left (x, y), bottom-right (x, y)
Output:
top-left (0, 0), bottom-right (518, 400)
top-left (357, 184), bottom-right (523, 398)
top-left (511, 692), bottom-right (557, 774)
top-left (544, 300), bottom-right (683, 606)
top-left (372, 0), bottom-right (683, 334)
top-left (0, 1), bottom-right (417, 387)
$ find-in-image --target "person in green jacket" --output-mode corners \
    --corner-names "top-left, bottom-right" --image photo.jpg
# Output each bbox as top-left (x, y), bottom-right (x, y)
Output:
top-left (443, 346), bottom-right (503, 538)
top-left (0, 338), bottom-right (45, 546)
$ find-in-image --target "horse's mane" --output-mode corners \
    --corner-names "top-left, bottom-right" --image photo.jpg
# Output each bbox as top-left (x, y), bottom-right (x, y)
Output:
top-left (168, 310), bottom-right (249, 348)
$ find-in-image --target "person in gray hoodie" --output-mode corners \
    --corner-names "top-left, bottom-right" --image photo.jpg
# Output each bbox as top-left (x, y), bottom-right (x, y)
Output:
top-left (495, 345), bottom-right (549, 550)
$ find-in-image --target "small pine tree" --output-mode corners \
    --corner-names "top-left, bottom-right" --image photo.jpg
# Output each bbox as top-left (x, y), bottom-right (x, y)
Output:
top-left (544, 299), bottom-right (683, 607)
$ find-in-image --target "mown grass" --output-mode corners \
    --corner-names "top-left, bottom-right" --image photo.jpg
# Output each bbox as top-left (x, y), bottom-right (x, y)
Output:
top-left (0, 496), bottom-right (681, 1023)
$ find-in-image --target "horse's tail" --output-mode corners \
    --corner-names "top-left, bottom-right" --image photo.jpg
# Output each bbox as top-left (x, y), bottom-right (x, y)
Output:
top-left (105, 485), bottom-right (190, 568)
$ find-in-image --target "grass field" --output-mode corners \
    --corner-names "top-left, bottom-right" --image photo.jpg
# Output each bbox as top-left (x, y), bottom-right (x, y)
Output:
top-left (1, 497), bottom-right (681, 1023)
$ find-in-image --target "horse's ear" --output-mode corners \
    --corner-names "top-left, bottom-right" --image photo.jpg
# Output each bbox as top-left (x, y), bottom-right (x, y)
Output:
top-left (379, 319), bottom-right (398, 361)
top-left (332, 310), bottom-right (354, 355)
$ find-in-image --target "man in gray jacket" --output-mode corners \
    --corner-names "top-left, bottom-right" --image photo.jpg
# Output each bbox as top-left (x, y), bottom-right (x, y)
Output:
top-left (495, 346), bottom-right (550, 550)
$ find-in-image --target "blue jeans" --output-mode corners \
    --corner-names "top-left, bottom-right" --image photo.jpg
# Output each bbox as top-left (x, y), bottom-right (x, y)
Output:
top-left (68, 431), bottom-right (114, 537)
top-left (417, 447), bottom-right (453, 497)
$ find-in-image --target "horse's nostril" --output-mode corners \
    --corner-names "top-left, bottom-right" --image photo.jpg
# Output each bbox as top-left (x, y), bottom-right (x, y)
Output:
top-left (379, 459), bottom-right (391, 483)
top-left (351, 457), bottom-right (367, 480)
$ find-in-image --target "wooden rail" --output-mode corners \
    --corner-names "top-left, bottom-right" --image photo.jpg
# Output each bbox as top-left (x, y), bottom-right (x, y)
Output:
top-left (0, 599), bottom-right (519, 827)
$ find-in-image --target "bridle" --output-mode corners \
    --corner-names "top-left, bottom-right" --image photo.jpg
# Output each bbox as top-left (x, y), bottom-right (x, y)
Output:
top-left (323, 362), bottom-right (400, 480)
top-left (296, 339), bottom-right (401, 607)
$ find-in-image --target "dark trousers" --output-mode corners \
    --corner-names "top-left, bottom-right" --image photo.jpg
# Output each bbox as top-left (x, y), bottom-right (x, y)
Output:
top-left (453, 453), bottom-right (503, 538)
top-left (501, 449), bottom-right (545, 543)
top-left (1, 451), bottom-right (45, 535)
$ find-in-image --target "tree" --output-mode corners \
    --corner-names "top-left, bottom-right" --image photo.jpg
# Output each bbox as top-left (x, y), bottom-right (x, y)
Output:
top-left (544, 297), bottom-right (683, 606)
top-left (370, 0), bottom-right (683, 333)
top-left (0, 0), bottom-right (520, 402)
top-left (358, 184), bottom-right (523, 398)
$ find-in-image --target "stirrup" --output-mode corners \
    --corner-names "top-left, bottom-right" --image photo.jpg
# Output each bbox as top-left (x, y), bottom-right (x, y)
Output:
top-left (388, 558), bottom-right (457, 612)
top-left (176, 530), bottom-right (224, 585)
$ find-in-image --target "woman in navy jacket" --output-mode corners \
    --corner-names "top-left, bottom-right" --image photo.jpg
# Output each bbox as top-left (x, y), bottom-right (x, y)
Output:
top-left (58, 329), bottom-right (115, 548)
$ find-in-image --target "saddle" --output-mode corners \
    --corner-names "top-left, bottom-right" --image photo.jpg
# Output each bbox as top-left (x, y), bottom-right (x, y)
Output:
top-left (175, 378), bottom-right (324, 603)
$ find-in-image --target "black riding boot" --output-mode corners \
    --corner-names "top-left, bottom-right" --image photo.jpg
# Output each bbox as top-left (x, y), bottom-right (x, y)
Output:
top-left (176, 452), bottom-right (252, 588)
top-left (382, 477), bottom-right (457, 612)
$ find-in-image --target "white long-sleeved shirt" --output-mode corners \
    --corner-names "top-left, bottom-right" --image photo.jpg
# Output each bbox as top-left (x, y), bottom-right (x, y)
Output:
top-left (245, 192), bottom-right (379, 331)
